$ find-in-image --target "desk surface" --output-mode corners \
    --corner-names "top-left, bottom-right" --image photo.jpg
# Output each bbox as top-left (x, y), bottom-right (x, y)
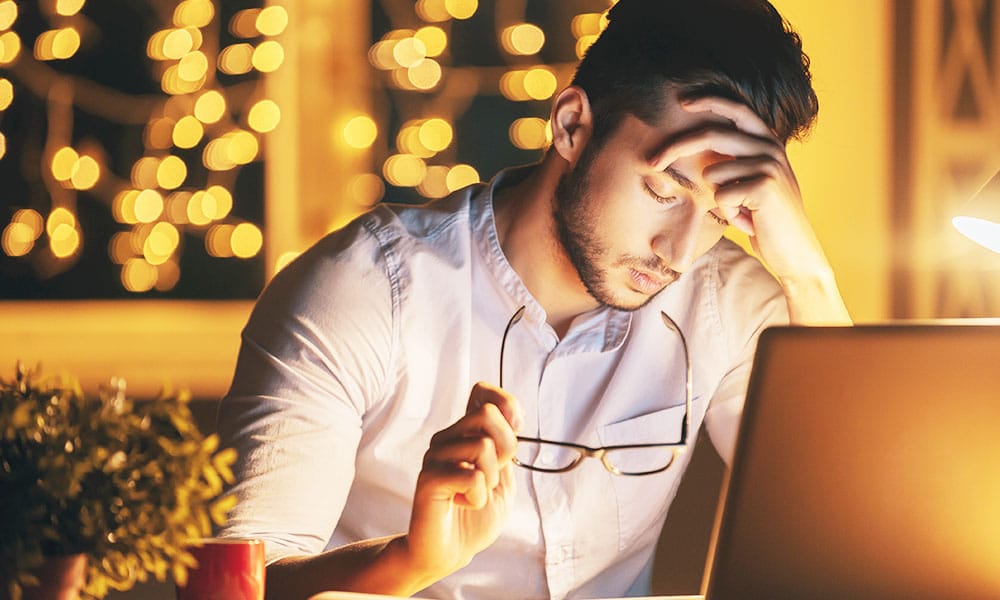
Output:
top-left (309, 594), bottom-right (704, 600)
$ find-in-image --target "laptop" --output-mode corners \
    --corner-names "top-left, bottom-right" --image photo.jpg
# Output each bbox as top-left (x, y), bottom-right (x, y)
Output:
top-left (701, 323), bottom-right (1000, 600)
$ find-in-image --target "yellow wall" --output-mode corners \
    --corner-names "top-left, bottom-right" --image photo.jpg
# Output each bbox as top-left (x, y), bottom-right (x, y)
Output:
top-left (770, 0), bottom-right (892, 322)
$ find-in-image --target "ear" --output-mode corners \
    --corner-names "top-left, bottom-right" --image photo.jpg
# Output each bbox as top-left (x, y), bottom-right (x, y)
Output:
top-left (549, 85), bottom-right (594, 166)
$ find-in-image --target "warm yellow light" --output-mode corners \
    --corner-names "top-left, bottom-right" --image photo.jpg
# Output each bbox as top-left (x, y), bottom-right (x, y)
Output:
top-left (252, 40), bottom-right (284, 72)
top-left (122, 258), bottom-right (158, 293)
top-left (415, 26), bottom-right (447, 57)
top-left (163, 28), bottom-right (194, 60)
top-left (174, 0), bottom-right (214, 29)
top-left (368, 40), bottom-right (400, 70)
top-left (219, 43), bottom-right (254, 75)
top-left (144, 117), bottom-right (174, 149)
top-left (51, 147), bottom-right (79, 182)
top-left (186, 190), bottom-right (212, 225)
top-left (383, 154), bottom-right (427, 187)
top-left (346, 173), bottom-right (385, 207)
top-left (108, 232), bottom-right (134, 264)
top-left (393, 37), bottom-right (427, 69)
top-left (34, 28), bottom-right (79, 61)
top-left (203, 138), bottom-right (236, 171)
top-left (343, 115), bottom-right (378, 149)
top-left (206, 223), bottom-right (234, 257)
top-left (229, 9), bottom-right (260, 38)
top-left (418, 165), bottom-right (451, 199)
top-left (156, 155), bottom-right (187, 189)
top-left (13, 208), bottom-right (43, 237)
top-left (226, 130), bottom-right (259, 165)
top-left (390, 68), bottom-right (417, 91)
top-left (0, 132), bottom-right (5, 159)
top-left (154, 260), bottom-right (180, 291)
top-left (415, 0), bottom-right (450, 22)
top-left (172, 115), bottom-right (204, 148)
top-left (0, 1), bottom-right (17, 31)
top-left (446, 164), bottom-right (480, 191)
top-left (134, 189), bottom-right (164, 223)
top-left (501, 23), bottom-right (545, 56)
top-left (576, 35), bottom-right (598, 59)
top-left (0, 31), bottom-right (21, 64)
top-left (46, 28), bottom-right (81, 60)
top-left (204, 185), bottom-right (233, 220)
top-left (509, 117), bottom-right (550, 150)
top-left (231, 222), bottom-right (263, 258)
top-left (953, 217), bottom-right (1000, 253)
top-left (445, 0), bottom-right (478, 20)
top-left (185, 26), bottom-right (204, 50)
top-left (45, 207), bottom-right (75, 238)
top-left (194, 89), bottom-right (226, 123)
top-left (143, 221), bottom-right (179, 265)
top-left (112, 190), bottom-right (140, 224)
top-left (523, 67), bottom-right (557, 100)
top-left (407, 58), bottom-right (442, 90)
top-left (256, 6), bottom-right (288, 36)
top-left (49, 222), bottom-right (80, 258)
top-left (571, 13), bottom-right (605, 38)
top-left (499, 69), bottom-right (527, 101)
top-left (164, 191), bottom-right (192, 224)
top-left (178, 50), bottom-right (209, 81)
top-left (248, 99), bottom-right (281, 133)
top-left (396, 124), bottom-right (435, 158)
top-left (70, 155), bottom-right (100, 190)
top-left (131, 156), bottom-right (160, 189)
top-left (0, 79), bottom-right (8, 110)
top-left (274, 250), bottom-right (300, 273)
top-left (55, 0), bottom-right (85, 17)
top-left (2, 222), bottom-right (34, 257)
top-left (418, 118), bottom-right (453, 153)
top-left (161, 64), bottom-right (205, 95)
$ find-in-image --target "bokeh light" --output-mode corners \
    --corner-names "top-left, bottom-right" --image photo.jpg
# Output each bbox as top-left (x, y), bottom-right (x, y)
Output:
top-left (501, 23), bottom-right (545, 56)
top-left (343, 115), bottom-right (378, 149)
top-left (248, 99), bottom-right (281, 133)
top-left (256, 6), bottom-right (289, 36)
top-left (252, 40), bottom-right (284, 72)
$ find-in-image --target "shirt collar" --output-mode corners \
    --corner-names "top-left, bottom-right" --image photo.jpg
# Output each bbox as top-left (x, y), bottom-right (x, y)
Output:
top-left (470, 164), bottom-right (632, 354)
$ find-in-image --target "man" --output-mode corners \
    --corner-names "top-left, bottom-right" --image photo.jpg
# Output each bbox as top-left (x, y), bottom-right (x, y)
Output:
top-left (217, 0), bottom-right (852, 598)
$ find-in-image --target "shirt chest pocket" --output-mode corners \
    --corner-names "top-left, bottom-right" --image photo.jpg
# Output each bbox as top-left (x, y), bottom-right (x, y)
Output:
top-left (597, 402), bottom-right (695, 552)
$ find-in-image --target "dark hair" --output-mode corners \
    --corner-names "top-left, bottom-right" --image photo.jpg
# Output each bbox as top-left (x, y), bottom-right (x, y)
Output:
top-left (571, 0), bottom-right (818, 144)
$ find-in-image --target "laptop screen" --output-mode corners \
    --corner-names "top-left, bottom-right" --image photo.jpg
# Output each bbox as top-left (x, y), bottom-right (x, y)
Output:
top-left (704, 323), bottom-right (1000, 600)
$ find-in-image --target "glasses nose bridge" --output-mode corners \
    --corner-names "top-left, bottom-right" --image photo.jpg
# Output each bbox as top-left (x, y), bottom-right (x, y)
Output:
top-left (593, 448), bottom-right (625, 475)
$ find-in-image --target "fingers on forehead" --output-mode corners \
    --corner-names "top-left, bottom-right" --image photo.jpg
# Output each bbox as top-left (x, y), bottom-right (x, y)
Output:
top-left (683, 97), bottom-right (772, 137)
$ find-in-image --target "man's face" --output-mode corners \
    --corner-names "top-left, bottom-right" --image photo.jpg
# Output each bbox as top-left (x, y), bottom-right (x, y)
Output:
top-left (553, 89), bottom-right (735, 311)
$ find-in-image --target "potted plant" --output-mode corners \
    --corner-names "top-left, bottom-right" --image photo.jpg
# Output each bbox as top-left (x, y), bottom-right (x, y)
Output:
top-left (0, 364), bottom-right (237, 600)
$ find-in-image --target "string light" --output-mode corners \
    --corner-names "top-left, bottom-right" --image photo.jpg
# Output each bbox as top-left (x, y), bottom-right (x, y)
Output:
top-left (4, 1), bottom-right (614, 294)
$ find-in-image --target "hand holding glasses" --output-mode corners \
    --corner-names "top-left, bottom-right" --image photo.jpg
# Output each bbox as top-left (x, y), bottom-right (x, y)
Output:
top-left (499, 306), bottom-right (692, 476)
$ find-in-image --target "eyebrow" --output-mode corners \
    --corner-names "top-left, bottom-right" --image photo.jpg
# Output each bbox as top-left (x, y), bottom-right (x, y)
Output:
top-left (664, 166), bottom-right (704, 195)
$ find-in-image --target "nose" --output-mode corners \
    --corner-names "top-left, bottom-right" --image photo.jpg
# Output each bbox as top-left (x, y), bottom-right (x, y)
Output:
top-left (651, 204), bottom-right (707, 274)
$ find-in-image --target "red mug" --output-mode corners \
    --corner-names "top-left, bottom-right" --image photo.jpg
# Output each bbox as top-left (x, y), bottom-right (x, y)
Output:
top-left (177, 538), bottom-right (265, 600)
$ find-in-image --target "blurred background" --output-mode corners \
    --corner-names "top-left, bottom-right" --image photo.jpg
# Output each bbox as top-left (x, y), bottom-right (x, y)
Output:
top-left (2, 0), bottom-right (1000, 396)
top-left (0, 0), bottom-right (998, 595)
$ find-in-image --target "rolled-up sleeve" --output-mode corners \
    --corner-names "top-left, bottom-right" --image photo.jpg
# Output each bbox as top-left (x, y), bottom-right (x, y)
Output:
top-left (216, 220), bottom-right (396, 564)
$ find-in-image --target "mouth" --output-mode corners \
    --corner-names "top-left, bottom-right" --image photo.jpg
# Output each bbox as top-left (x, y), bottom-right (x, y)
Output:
top-left (628, 268), bottom-right (674, 294)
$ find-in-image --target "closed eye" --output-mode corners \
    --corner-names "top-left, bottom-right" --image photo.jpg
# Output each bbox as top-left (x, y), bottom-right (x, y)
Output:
top-left (644, 183), bottom-right (678, 205)
top-left (708, 211), bottom-right (729, 226)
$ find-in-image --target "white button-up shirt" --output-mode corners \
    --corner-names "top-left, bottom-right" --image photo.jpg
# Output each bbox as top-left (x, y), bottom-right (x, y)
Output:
top-left (218, 166), bottom-right (787, 599)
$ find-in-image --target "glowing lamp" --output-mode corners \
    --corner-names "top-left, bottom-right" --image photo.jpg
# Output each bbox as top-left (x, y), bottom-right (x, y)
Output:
top-left (952, 169), bottom-right (1000, 254)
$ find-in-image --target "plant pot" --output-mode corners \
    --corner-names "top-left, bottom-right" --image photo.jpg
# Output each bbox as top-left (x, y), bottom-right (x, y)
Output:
top-left (18, 554), bottom-right (87, 600)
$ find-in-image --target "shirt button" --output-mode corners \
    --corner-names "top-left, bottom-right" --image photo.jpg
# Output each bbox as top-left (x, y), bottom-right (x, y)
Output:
top-left (539, 450), bottom-right (555, 465)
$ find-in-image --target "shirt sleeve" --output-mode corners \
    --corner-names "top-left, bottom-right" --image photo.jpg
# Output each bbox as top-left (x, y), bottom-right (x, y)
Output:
top-left (702, 245), bottom-right (788, 466)
top-left (215, 218), bottom-right (396, 564)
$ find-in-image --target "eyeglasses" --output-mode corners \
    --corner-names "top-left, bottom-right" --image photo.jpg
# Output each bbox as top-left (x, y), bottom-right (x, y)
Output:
top-left (499, 305), bottom-right (692, 476)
